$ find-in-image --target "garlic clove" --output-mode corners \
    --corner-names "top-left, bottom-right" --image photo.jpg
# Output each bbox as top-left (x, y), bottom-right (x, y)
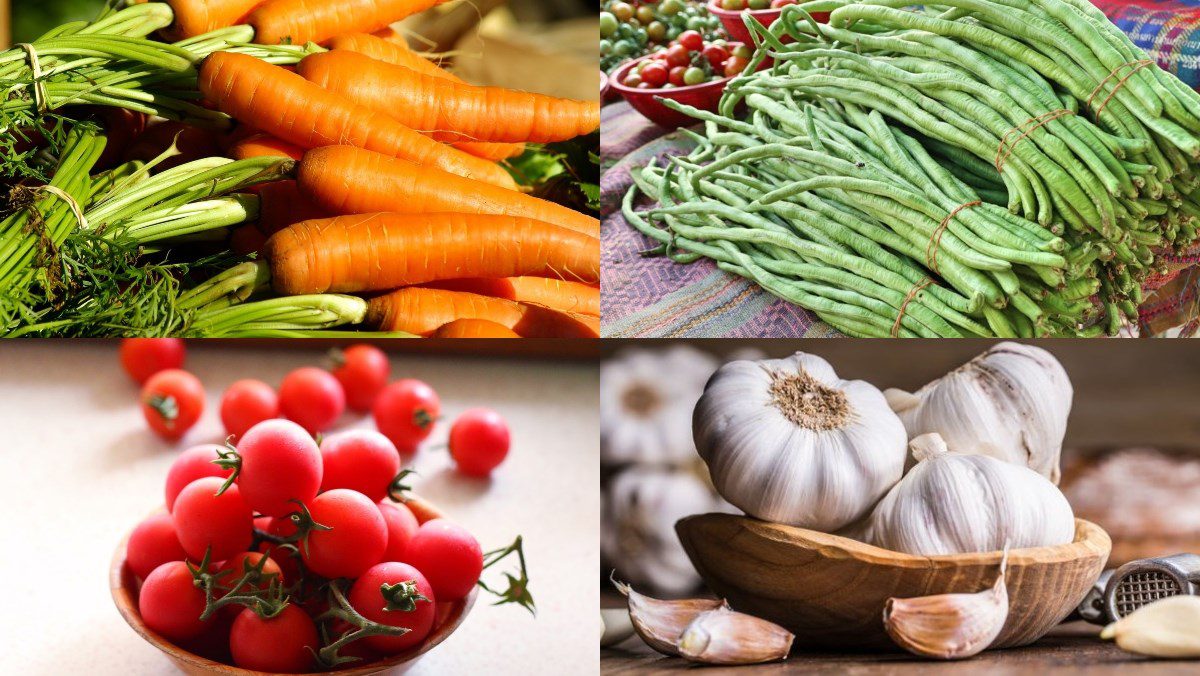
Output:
top-left (677, 605), bottom-right (794, 665)
top-left (601, 608), bottom-right (636, 647)
top-left (613, 579), bottom-right (723, 656)
top-left (884, 387), bottom-right (921, 414)
top-left (883, 558), bottom-right (1008, 659)
top-left (1100, 596), bottom-right (1200, 658)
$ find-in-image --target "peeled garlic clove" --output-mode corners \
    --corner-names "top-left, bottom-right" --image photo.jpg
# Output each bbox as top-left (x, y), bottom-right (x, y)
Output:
top-left (677, 605), bottom-right (794, 665)
top-left (613, 579), bottom-right (722, 656)
top-left (883, 560), bottom-right (1008, 659)
top-left (601, 608), bottom-right (636, 647)
top-left (1100, 596), bottom-right (1200, 658)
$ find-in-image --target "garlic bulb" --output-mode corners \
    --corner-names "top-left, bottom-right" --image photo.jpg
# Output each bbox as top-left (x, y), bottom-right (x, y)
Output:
top-left (884, 556), bottom-right (1008, 659)
top-left (601, 345), bottom-right (718, 466)
top-left (1101, 596), bottom-right (1200, 658)
top-left (866, 433), bottom-right (1075, 555)
top-left (884, 342), bottom-right (1071, 483)
top-left (601, 466), bottom-right (724, 595)
top-left (693, 352), bottom-right (907, 531)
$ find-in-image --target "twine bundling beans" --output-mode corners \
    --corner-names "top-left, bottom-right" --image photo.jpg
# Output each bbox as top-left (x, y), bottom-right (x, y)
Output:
top-left (926, 200), bottom-right (982, 274)
top-left (994, 110), bottom-right (1075, 172)
top-left (891, 276), bottom-right (934, 338)
top-left (1086, 59), bottom-right (1154, 120)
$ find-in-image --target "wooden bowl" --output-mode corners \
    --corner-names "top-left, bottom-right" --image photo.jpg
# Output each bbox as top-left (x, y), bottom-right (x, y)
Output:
top-left (676, 514), bottom-right (1110, 652)
top-left (112, 496), bottom-right (477, 675)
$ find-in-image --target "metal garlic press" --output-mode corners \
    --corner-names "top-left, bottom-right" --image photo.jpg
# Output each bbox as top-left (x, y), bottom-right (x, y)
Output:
top-left (1077, 554), bottom-right (1200, 624)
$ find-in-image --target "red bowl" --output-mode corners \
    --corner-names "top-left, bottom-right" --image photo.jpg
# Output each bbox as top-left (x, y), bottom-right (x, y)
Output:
top-left (706, 1), bottom-right (829, 46)
top-left (611, 45), bottom-right (759, 128)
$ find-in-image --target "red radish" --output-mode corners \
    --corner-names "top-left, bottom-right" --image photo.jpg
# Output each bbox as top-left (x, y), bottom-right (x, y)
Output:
top-left (448, 408), bottom-right (510, 477)
top-left (235, 419), bottom-right (323, 517)
top-left (165, 445), bottom-right (233, 512)
top-left (141, 369), bottom-right (205, 441)
top-left (279, 366), bottom-right (345, 434)
top-left (373, 379), bottom-right (440, 454)
top-left (173, 476), bottom-right (254, 561)
top-left (139, 561), bottom-right (212, 641)
top-left (349, 562), bottom-right (436, 653)
top-left (229, 605), bottom-right (318, 673)
top-left (303, 489), bottom-right (388, 579)
top-left (330, 344), bottom-right (391, 412)
top-left (220, 379), bottom-right (279, 439)
top-left (378, 501), bottom-right (420, 562)
top-left (126, 513), bottom-right (187, 579)
top-left (120, 338), bottom-right (185, 384)
top-left (403, 519), bottom-right (482, 601)
top-left (319, 430), bottom-right (401, 502)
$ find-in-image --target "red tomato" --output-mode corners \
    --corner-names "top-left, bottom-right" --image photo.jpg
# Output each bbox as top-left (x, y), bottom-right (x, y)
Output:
top-left (120, 338), bottom-right (185, 384)
top-left (219, 551), bottom-right (285, 590)
top-left (173, 477), bottom-right (253, 561)
top-left (640, 61), bottom-right (668, 87)
top-left (302, 489), bottom-right (388, 579)
top-left (724, 56), bottom-right (750, 77)
top-left (668, 66), bottom-right (687, 86)
top-left (771, 0), bottom-right (797, 6)
top-left (229, 605), bottom-right (318, 672)
top-left (139, 561), bottom-right (211, 641)
top-left (165, 445), bottom-right (233, 512)
top-left (220, 379), bottom-right (279, 439)
top-left (448, 408), bottom-right (510, 477)
top-left (278, 366), bottom-right (344, 435)
top-left (349, 562), bottom-right (436, 653)
top-left (256, 519), bottom-right (303, 583)
top-left (320, 430), bottom-right (402, 503)
top-left (141, 369), bottom-right (205, 441)
top-left (234, 419), bottom-right (323, 517)
top-left (379, 501), bottom-right (420, 562)
top-left (127, 513), bottom-right (187, 580)
top-left (678, 30), bottom-right (704, 51)
top-left (702, 44), bottom-right (730, 68)
top-left (373, 379), bottom-right (441, 455)
top-left (664, 43), bottom-right (690, 68)
top-left (403, 519), bottom-right (483, 601)
top-left (330, 345), bottom-right (391, 412)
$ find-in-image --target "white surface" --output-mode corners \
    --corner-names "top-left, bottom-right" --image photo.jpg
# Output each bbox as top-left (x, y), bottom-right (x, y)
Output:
top-left (0, 342), bottom-right (599, 676)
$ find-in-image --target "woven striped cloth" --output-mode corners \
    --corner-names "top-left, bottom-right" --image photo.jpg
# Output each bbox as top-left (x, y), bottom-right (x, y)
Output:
top-left (1092, 0), bottom-right (1200, 87)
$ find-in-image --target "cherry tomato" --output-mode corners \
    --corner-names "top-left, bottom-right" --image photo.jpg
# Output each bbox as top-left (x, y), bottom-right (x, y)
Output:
top-left (677, 30), bottom-right (704, 51)
top-left (721, 0), bottom-right (747, 8)
top-left (349, 562), bottom-right (436, 653)
top-left (219, 551), bottom-right (285, 591)
top-left (623, 72), bottom-right (643, 87)
top-left (302, 489), bottom-right (388, 579)
top-left (640, 61), bottom-right (668, 87)
top-left (320, 430), bottom-right (402, 503)
top-left (330, 344), bottom-right (391, 412)
top-left (683, 66), bottom-right (707, 85)
top-left (139, 561), bottom-right (211, 641)
top-left (173, 476), bottom-right (253, 561)
top-left (141, 369), bottom-right (205, 441)
top-left (635, 5), bottom-right (654, 23)
top-left (664, 43), bottom-right (690, 68)
top-left (647, 20), bottom-right (667, 42)
top-left (732, 44), bottom-right (754, 60)
top-left (611, 2), bottom-right (634, 21)
top-left (724, 56), bottom-right (751, 77)
top-left (668, 65), bottom-right (687, 86)
top-left (235, 419), bottom-right (323, 517)
top-left (165, 445), bottom-right (233, 512)
top-left (379, 501), bottom-right (420, 562)
top-left (771, 0), bottom-right (798, 6)
top-left (703, 44), bottom-right (730, 68)
top-left (219, 379), bottom-right (279, 440)
top-left (448, 408), bottom-right (510, 477)
top-left (748, 0), bottom-right (770, 9)
top-left (256, 519), bottom-right (303, 583)
top-left (373, 379), bottom-right (441, 455)
top-left (230, 605), bottom-right (318, 672)
top-left (127, 513), bottom-right (187, 580)
top-left (278, 366), bottom-right (344, 435)
top-left (120, 338), bottom-right (186, 384)
top-left (403, 519), bottom-right (483, 601)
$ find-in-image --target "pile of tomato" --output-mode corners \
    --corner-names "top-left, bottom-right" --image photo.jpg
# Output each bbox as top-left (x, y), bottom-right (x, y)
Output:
top-left (716, 0), bottom-right (797, 9)
top-left (600, 0), bottom-right (724, 73)
top-left (118, 339), bottom-right (527, 672)
top-left (619, 29), bottom-right (753, 89)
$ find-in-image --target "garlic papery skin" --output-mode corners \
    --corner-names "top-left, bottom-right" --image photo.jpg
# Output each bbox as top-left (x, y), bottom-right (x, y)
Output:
top-left (613, 580), bottom-right (723, 656)
top-left (1101, 596), bottom-right (1200, 658)
top-left (693, 352), bottom-right (907, 531)
top-left (884, 558), bottom-right (1008, 659)
top-left (677, 606), bottom-right (794, 665)
top-left (865, 433), bottom-right (1075, 555)
top-left (885, 342), bottom-right (1071, 483)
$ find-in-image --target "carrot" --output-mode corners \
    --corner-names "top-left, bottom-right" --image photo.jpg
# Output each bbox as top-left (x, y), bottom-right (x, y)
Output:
top-left (95, 108), bottom-right (146, 170)
top-left (265, 212), bottom-right (600, 294)
top-left (256, 180), bottom-right (329, 234)
top-left (166, 0), bottom-right (267, 39)
top-left (425, 277), bottom-right (600, 316)
top-left (247, 0), bottom-right (449, 45)
top-left (230, 133), bottom-right (306, 161)
top-left (295, 146), bottom-right (598, 237)
top-left (365, 287), bottom-right (600, 338)
top-left (434, 319), bottom-right (520, 338)
top-left (451, 140), bottom-right (525, 161)
top-left (297, 50), bottom-right (600, 143)
top-left (230, 224), bottom-right (269, 255)
top-left (198, 52), bottom-right (517, 190)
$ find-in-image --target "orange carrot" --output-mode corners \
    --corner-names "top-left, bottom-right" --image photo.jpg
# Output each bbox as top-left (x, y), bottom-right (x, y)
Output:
top-left (230, 224), bottom-right (269, 255)
top-left (230, 133), bottom-right (306, 161)
top-left (166, 0), bottom-right (266, 39)
top-left (434, 319), bottom-right (521, 338)
top-left (425, 277), bottom-right (600, 316)
top-left (295, 146), bottom-right (598, 237)
top-left (365, 287), bottom-right (600, 338)
top-left (265, 212), bottom-right (600, 295)
top-left (452, 140), bottom-right (525, 161)
top-left (198, 52), bottom-right (517, 189)
top-left (297, 50), bottom-right (600, 143)
top-left (256, 180), bottom-right (329, 234)
top-left (247, 0), bottom-right (449, 45)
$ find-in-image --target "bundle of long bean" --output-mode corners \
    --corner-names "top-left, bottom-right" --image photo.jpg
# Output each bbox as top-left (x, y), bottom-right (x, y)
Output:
top-left (625, 0), bottom-right (1200, 336)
